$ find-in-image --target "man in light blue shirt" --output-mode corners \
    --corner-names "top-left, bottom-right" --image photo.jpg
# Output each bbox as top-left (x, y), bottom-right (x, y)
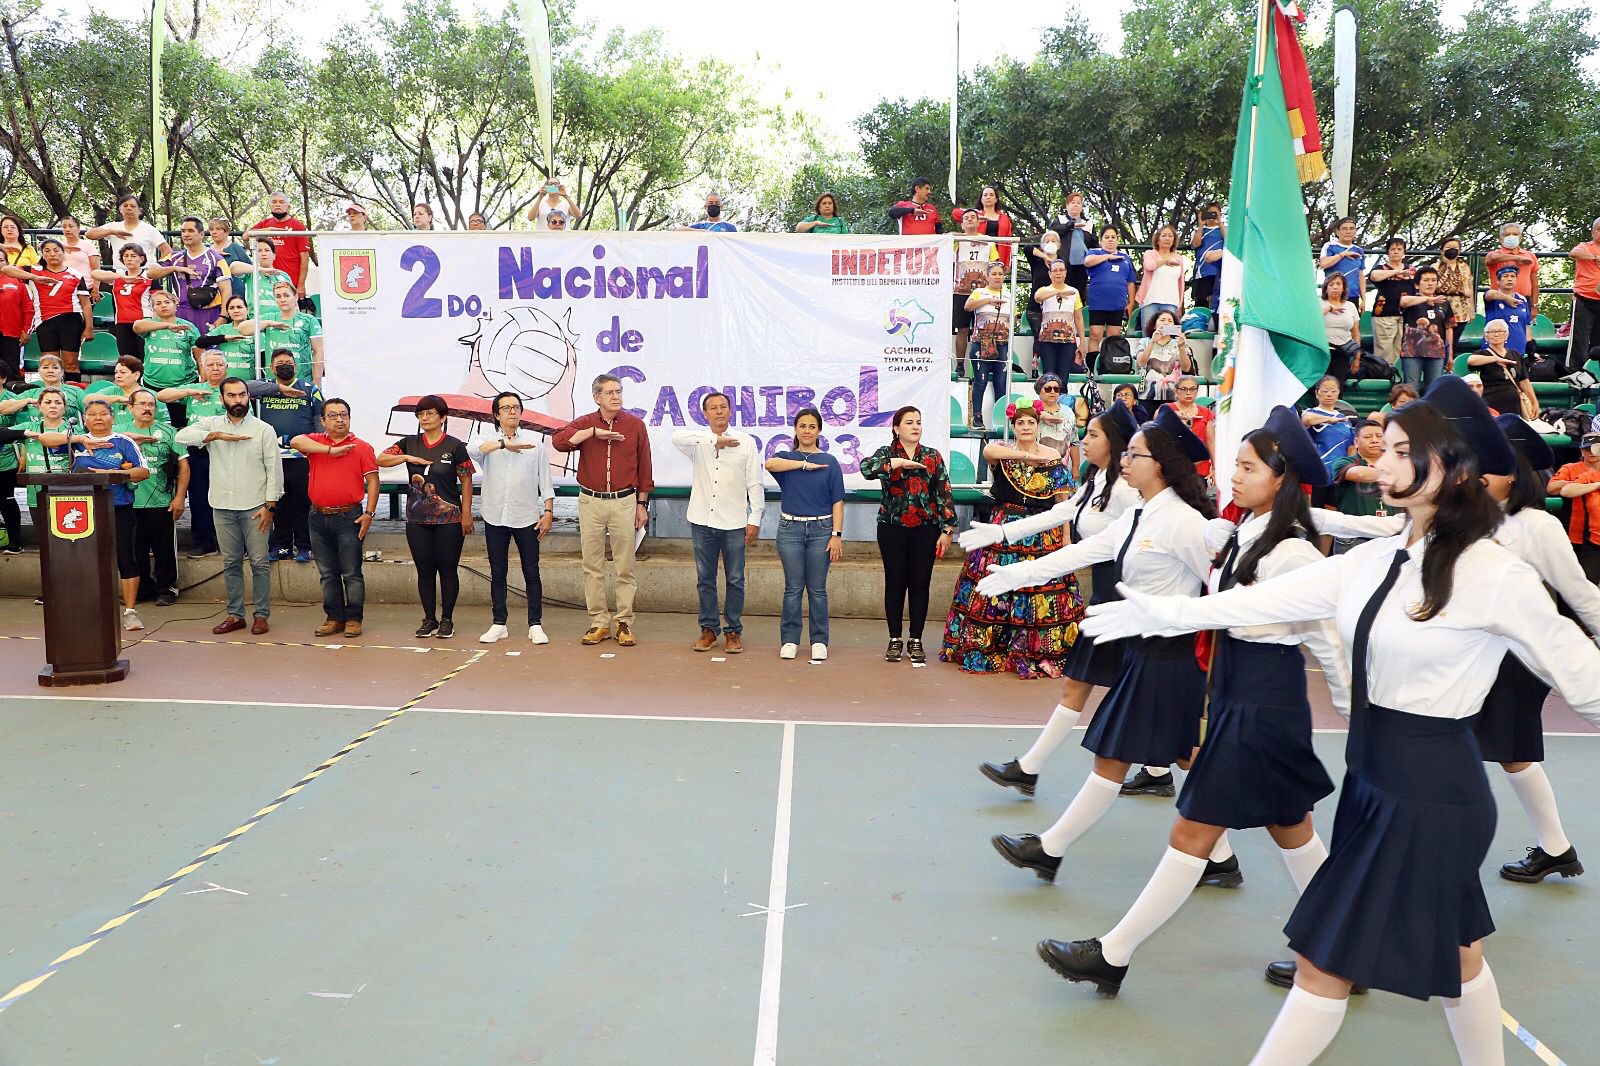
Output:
top-left (683, 192), bottom-right (737, 233)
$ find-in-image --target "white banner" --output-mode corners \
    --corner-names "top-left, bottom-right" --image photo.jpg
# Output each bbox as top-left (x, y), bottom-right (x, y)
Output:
top-left (315, 232), bottom-right (952, 487)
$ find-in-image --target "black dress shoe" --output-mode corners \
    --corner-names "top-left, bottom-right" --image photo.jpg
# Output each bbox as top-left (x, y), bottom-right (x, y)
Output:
top-left (1120, 766), bottom-right (1176, 797)
top-left (1197, 855), bottom-right (1244, 889)
top-left (1265, 960), bottom-right (1368, 994)
top-left (885, 638), bottom-right (904, 662)
top-left (1500, 845), bottom-right (1584, 883)
top-left (979, 758), bottom-right (1038, 797)
top-left (991, 833), bottom-right (1062, 882)
top-left (1037, 938), bottom-right (1128, 997)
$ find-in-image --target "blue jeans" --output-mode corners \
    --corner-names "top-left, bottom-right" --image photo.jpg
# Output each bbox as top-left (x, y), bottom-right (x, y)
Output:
top-left (691, 522), bottom-right (747, 634)
top-left (484, 521), bottom-right (542, 625)
top-left (776, 518), bottom-right (831, 646)
top-left (1401, 356), bottom-right (1444, 389)
top-left (215, 506), bottom-right (272, 619)
top-left (309, 508), bottom-right (365, 622)
top-left (967, 339), bottom-right (1010, 426)
top-left (1140, 303), bottom-right (1179, 335)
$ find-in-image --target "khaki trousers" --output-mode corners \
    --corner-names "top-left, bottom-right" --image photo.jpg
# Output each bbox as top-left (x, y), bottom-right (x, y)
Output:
top-left (1372, 316), bottom-right (1403, 366)
top-left (577, 492), bottom-right (638, 627)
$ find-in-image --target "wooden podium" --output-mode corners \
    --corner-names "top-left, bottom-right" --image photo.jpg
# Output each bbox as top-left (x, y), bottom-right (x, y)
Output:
top-left (18, 471), bottom-right (132, 686)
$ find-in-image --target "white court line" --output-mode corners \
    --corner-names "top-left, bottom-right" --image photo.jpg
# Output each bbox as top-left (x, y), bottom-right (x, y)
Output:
top-left (752, 721), bottom-right (795, 1066)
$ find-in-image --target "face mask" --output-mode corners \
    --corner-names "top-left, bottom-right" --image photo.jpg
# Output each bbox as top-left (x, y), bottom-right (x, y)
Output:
top-left (1503, 234), bottom-right (1521, 249)
top-left (226, 402), bottom-right (250, 418)
top-left (705, 204), bottom-right (721, 219)
top-left (271, 209), bottom-right (289, 220)
top-left (1442, 248), bottom-right (1459, 260)
top-left (274, 364), bottom-right (296, 382)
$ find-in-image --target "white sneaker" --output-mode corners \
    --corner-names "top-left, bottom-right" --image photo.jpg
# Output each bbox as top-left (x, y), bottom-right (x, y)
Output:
top-left (121, 607), bottom-right (143, 631)
top-left (478, 623), bottom-right (509, 644)
top-left (529, 624), bottom-right (549, 645)
top-left (779, 642), bottom-right (798, 660)
top-left (810, 643), bottom-right (827, 661)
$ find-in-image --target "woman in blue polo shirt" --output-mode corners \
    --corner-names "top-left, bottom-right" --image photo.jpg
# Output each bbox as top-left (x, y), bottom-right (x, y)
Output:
top-left (71, 398), bottom-right (150, 630)
top-left (1318, 217), bottom-right (1366, 304)
top-left (765, 407), bottom-right (846, 662)
top-left (1082, 226), bottom-right (1135, 368)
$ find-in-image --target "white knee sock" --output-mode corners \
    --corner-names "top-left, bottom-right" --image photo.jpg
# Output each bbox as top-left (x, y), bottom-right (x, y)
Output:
top-left (1209, 832), bottom-right (1234, 863)
top-left (1099, 847), bottom-right (1208, 966)
top-left (1249, 985), bottom-right (1348, 1066)
top-left (1442, 964), bottom-right (1505, 1066)
top-left (1280, 834), bottom-right (1329, 895)
top-left (1017, 704), bottom-right (1081, 774)
top-left (1038, 772), bottom-right (1122, 856)
top-left (1504, 765), bottom-right (1573, 856)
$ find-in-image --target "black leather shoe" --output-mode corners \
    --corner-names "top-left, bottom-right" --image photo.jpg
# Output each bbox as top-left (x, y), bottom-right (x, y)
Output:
top-left (1197, 855), bottom-right (1244, 888)
top-left (1265, 960), bottom-right (1368, 994)
top-left (992, 833), bottom-right (1062, 882)
top-left (1120, 766), bottom-right (1176, 797)
top-left (885, 638), bottom-right (904, 662)
top-left (1501, 845), bottom-right (1583, 883)
top-left (1037, 938), bottom-right (1128, 997)
top-left (979, 758), bottom-right (1038, 797)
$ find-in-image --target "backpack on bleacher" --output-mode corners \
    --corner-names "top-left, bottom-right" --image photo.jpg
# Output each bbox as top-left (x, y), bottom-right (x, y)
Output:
top-left (1527, 354), bottom-right (1568, 382)
top-left (1096, 336), bottom-right (1134, 375)
top-left (1540, 408), bottom-right (1590, 440)
top-left (1351, 352), bottom-right (1398, 382)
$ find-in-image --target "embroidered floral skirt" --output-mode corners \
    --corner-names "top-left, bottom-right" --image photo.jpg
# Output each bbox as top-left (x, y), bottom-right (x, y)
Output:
top-left (939, 502), bottom-right (1084, 678)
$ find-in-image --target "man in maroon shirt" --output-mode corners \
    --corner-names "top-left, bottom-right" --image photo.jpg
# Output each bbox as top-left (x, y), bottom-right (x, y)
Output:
top-left (553, 374), bottom-right (654, 646)
top-left (252, 192), bottom-right (311, 299)
top-left (290, 397), bottom-right (380, 638)
top-left (888, 178), bottom-right (942, 235)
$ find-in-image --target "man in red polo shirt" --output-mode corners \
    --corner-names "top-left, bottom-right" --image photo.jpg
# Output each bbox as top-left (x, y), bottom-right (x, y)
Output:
top-left (1551, 431), bottom-right (1600, 583)
top-left (889, 178), bottom-right (942, 235)
top-left (290, 396), bottom-right (379, 637)
top-left (252, 192), bottom-right (312, 299)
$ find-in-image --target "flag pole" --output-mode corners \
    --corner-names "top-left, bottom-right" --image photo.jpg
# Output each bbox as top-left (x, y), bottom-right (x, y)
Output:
top-left (1243, 0), bottom-right (1272, 199)
top-left (150, 0), bottom-right (167, 228)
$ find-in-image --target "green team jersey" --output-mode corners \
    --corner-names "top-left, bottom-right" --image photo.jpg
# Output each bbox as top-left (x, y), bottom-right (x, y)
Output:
top-left (129, 421), bottom-right (182, 509)
top-left (257, 309), bottom-right (322, 381)
top-left (138, 319), bottom-right (202, 389)
top-left (183, 380), bottom-right (230, 422)
top-left (16, 414), bottom-right (78, 507)
top-left (206, 321), bottom-right (261, 379)
top-left (240, 268), bottom-right (292, 314)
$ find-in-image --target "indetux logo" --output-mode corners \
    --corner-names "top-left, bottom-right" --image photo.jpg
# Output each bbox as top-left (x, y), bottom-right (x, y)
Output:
top-left (883, 299), bottom-right (934, 346)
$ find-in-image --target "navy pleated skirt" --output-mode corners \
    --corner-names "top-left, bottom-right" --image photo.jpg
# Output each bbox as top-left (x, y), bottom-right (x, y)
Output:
top-left (1059, 561), bottom-right (1127, 687)
top-left (1177, 637), bottom-right (1334, 829)
top-left (1285, 704), bottom-right (1496, 1001)
top-left (1473, 653), bottom-right (1549, 764)
top-left (1081, 632), bottom-right (1205, 765)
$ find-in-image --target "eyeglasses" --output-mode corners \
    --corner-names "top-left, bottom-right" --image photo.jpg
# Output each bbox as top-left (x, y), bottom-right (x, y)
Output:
top-left (324, 411), bottom-right (350, 419)
top-left (1175, 385), bottom-right (1199, 393)
top-left (1125, 450), bottom-right (1156, 461)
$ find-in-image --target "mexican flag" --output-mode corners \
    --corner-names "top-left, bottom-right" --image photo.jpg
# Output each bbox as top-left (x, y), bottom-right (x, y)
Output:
top-left (1212, 1), bottom-right (1328, 504)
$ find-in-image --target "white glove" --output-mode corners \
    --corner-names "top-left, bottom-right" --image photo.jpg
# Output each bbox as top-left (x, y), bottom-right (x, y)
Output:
top-left (976, 559), bottom-right (1041, 598)
top-left (1081, 582), bottom-right (1193, 640)
top-left (959, 522), bottom-right (1005, 553)
top-left (1203, 517), bottom-right (1238, 554)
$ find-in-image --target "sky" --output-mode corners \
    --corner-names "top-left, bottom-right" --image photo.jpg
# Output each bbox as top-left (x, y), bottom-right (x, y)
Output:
top-left (84, 0), bottom-right (1537, 149)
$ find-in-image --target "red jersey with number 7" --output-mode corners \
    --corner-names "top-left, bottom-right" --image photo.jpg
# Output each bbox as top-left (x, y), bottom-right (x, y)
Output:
top-left (27, 267), bottom-right (88, 320)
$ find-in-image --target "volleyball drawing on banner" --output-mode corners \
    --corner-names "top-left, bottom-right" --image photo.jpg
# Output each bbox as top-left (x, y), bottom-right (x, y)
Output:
top-left (316, 233), bottom-right (952, 488)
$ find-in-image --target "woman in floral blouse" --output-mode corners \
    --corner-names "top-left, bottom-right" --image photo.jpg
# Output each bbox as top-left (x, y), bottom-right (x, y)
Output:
top-left (941, 401), bottom-right (1083, 678)
top-left (860, 406), bottom-right (957, 665)
top-left (1432, 234), bottom-right (1476, 356)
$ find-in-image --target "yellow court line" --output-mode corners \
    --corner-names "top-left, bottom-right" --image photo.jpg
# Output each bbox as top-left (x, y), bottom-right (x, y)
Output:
top-left (0, 649), bottom-right (487, 1015)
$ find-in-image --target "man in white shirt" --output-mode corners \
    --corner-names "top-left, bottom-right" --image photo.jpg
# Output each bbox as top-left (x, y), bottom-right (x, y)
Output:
top-left (475, 391), bottom-right (556, 645)
top-left (86, 194), bottom-right (173, 267)
top-left (175, 377), bottom-right (283, 635)
top-left (672, 391), bottom-right (763, 653)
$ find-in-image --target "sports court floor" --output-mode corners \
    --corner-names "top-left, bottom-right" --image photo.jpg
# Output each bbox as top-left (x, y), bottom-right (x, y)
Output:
top-left (0, 600), bottom-right (1592, 1065)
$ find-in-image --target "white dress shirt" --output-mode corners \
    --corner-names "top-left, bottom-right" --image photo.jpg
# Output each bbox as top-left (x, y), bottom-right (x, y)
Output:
top-left (1212, 512), bottom-right (1351, 716)
top-left (1000, 467), bottom-right (1139, 543)
top-left (672, 427), bottom-right (764, 531)
top-left (1144, 534), bottom-right (1600, 725)
top-left (1312, 506), bottom-right (1600, 640)
top-left (477, 429), bottom-right (555, 528)
top-left (991, 486), bottom-right (1211, 596)
top-left (175, 413), bottom-right (282, 511)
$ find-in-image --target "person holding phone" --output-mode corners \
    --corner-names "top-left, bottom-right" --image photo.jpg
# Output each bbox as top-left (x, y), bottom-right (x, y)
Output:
top-left (1136, 311), bottom-right (1193, 403)
top-left (1189, 204), bottom-right (1225, 312)
top-left (528, 181), bottom-right (582, 230)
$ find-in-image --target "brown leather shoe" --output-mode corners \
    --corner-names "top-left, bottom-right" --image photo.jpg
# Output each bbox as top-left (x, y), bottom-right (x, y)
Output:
top-left (614, 623), bottom-right (636, 647)
top-left (581, 625), bottom-right (610, 645)
top-left (315, 619), bottom-right (343, 637)
top-left (343, 620), bottom-right (363, 638)
top-left (724, 632), bottom-right (744, 654)
top-left (694, 628), bottom-right (717, 652)
top-left (251, 616), bottom-right (270, 636)
top-left (213, 616), bottom-right (246, 635)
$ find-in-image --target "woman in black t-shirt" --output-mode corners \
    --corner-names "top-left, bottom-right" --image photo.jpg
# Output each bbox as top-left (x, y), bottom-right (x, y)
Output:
top-left (1467, 319), bottom-right (1535, 417)
top-left (1397, 265), bottom-right (1455, 390)
top-left (380, 395), bottom-right (476, 638)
